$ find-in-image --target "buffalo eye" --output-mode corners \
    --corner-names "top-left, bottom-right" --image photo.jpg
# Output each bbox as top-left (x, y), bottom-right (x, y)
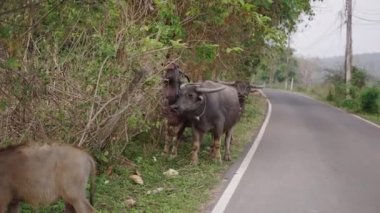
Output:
top-left (187, 93), bottom-right (194, 98)
top-left (162, 79), bottom-right (169, 86)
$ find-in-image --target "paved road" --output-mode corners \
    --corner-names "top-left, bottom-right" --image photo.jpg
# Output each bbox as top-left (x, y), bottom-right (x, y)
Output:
top-left (223, 89), bottom-right (380, 213)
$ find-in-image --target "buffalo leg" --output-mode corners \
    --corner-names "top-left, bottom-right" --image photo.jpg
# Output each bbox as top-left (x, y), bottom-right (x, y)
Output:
top-left (191, 130), bottom-right (203, 165)
top-left (211, 136), bottom-right (222, 163)
top-left (7, 201), bottom-right (20, 213)
top-left (210, 123), bottom-right (224, 163)
top-left (170, 123), bottom-right (186, 158)
top-left (224, 129), bottom-right (233, 161)
top-left (163, 123), bottom-right (175, 155)
top-left (64, 203), bottom-right (76, 213)
top-left (70, 197), bottom-right (95, 213)
top-left (63, 182), bottom-right (95, 213)
top-left (0, 193), bottom-right (11, 213)
top-left (0, 203), bottom-right (7, 213)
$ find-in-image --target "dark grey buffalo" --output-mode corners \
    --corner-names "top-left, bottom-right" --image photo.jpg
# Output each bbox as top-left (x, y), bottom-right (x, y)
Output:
top-left (217, 80), bottom-right (263, 112)
top-left (161, 63), bottom-right (190, 157)
top-left (170, 81), bottom-right (241, 165)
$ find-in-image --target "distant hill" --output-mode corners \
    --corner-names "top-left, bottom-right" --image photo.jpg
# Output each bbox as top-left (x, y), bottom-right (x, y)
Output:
top-left (299, 53), bottom-right (380, 83)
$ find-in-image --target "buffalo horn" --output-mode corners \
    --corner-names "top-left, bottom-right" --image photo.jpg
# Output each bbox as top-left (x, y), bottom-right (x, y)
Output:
top-left (196, 86), bottom-right (226, 93)
top-left (180, 83), bottom-right (200, 89)
top-left (216, 80), bottom-right (235, 86)
top-left (249, 84), bottom-right (264, 89)
top-left (179, 70), bottom-right (191, 82)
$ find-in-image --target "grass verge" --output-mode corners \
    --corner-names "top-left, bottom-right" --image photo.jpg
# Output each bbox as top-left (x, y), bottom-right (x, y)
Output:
top-left (296, 86), bottom-right (380, 126)
top-left (21, 95), bottom-right (267, 213)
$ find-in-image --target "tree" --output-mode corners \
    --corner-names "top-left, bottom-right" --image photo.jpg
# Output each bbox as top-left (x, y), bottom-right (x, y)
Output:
top-left (0, 0), bottom-right (319, 149)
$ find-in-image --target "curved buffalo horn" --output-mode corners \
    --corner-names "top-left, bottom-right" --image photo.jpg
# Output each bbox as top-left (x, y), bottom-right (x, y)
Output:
top-left (180, 83), bottom-right (200, 89)
top-left (179, 70), bottom-right (190, 82)
top-left (196, 86), bottom-right (226, 93)
top-left (216, 80), bottom-right (235, 86)
top-left (249, 84), bottom-right (264, 89)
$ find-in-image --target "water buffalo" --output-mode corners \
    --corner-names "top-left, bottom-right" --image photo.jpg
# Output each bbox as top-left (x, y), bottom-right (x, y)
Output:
top-left (161, 63), bottom-right (191, 158)
top-left (0, 143), bottom-right (96, 213)
top-left (217, 80), bottom-right (263, 112)
top-left (170, 81), bottom-right (241, 165)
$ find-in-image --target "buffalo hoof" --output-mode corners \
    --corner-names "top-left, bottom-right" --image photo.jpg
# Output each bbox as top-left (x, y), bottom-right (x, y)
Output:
top-left (213, 157), bottom-right (222, 164)
top-left (209, 148), bottom-right (217, 158)
top-left (224, 154), bottom-right (231, 161)
top-left (162, 147), bottom-right (170, 156)
top-left (190, 157), bottom-right (199, 166)
top-left (190, 160), bottom-right (198, 166)
top-left (169, 153), bottom-right (177, 159)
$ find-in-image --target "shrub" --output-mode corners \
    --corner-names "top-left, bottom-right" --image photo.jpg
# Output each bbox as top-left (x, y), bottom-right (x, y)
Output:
top-left (360, 87), bottom-right (380, 114)
top-left (341, 99), bottom-right (359, 112)
top-left (352, 66), bottom-right (367, 89)
top-left (326, 88), bottom-right (334, 102)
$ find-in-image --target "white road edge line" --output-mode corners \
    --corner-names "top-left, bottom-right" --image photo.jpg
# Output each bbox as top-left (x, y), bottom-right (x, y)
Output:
top-left (351, 114), bottom-right (380, 129)
top-left (211, 91), bottom-right (272, 213)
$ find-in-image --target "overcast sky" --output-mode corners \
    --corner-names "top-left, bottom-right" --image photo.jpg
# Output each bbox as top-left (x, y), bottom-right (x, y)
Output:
top-left (291, 0), bottom-right (380, 58)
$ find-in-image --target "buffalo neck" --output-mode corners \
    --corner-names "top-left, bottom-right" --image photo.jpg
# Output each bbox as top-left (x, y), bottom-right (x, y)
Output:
top-left (193, 95), bottom-right (207, 121)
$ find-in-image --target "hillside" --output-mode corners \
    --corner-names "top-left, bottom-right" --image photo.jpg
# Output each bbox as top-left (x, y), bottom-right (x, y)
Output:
top-left (301, 53), bottom-right (380, 83)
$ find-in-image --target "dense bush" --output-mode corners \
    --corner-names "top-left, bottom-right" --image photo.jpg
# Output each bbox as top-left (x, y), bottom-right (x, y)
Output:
top-left (360, 87), bottom-right (380, 114)
top-left (0, 0), bottom-right (317, 165)
top-left (323, 70), bottom-right (365, 112)
top-left (352, 67), bottom-right (367, 89)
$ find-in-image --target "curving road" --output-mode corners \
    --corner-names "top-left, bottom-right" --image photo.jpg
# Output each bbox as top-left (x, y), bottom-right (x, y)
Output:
top-left (213, 89), bottom-right (380, 213)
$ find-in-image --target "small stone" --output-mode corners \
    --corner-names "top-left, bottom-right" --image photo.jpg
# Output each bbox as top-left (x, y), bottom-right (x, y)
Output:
top-left (124, 198), bottom-right (136, 208)
top-left (163, 169), bottom-right (179, 177)
top-left (129, 174), bottom-right (144, 185)
top-left (153, 187), bottom-right (164, 194)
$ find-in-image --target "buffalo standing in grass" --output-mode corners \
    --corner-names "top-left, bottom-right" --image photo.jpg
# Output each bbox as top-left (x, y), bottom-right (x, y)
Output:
top-left (170, 81), bottom-right (241, 165)
top-left (161, 63), bottom-right (191, 158)
top-left (217, 80), bottom-right (263, 112)
top-left (0, 143), bottom-right (96, 213)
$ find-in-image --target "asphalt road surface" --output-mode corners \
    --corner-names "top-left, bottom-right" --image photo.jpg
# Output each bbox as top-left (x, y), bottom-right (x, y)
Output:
top-left (220, 89), bottom-right (380, 213)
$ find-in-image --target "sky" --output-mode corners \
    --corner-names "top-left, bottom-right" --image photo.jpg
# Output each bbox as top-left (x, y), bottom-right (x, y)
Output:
top-left (291, 0), bottom-right (380, 58)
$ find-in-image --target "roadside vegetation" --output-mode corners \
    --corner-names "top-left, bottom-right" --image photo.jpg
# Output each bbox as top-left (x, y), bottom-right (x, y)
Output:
top-left (0, 0), bottom-right (315, 211)
top-left (21, 95), bottom-right (267, 212)
top-left (294, 67), bottom-right (380, 125)
top-left (262, 49), bottom-right (380, 125)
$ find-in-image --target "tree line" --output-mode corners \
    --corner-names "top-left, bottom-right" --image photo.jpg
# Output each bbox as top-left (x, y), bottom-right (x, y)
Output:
top-left (0, 0), bottom-right (316, 162)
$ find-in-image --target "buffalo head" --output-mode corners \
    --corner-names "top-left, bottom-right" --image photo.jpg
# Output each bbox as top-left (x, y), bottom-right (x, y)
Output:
top-left (162, 63), bottom-right (190, 105)
top-left (170, 83), bottom-right (226, 115)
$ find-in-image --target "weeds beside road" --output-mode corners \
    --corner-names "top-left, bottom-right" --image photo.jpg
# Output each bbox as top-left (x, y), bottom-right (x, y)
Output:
top-left (22, 95), bottom-right (267, 213)
top-left (296, 84), bottom-right (380, 125)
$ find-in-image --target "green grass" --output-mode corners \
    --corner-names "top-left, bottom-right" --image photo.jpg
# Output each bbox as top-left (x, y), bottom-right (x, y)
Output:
top-left (356, 113), bottom-right (380, 125)
top-left (21, 95), bottom-right (267, 213)
top-left (296, 85), bottom-right (380, 126)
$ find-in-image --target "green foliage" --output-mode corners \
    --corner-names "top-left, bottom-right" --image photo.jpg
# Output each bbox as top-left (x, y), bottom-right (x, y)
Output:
top-left (318, 68), bottom-right (379, 114)
top-left (195, 43), bottom-right (219, 63)
top-left (360, 87), bottom-right (380, 114)
top-left (3, 57), bottom-right (21, 70)
top-left (226, 47), bottom-right (244, 54)
top-left (0, 0), bottom-right (317, 210)
top-left (341, 99), bottom-right (359, 112)
top-left (352, 66), bottom-right (367, 89)
top-left (0, 99), bottom-right (7, 111)
top-left (326, 89), bottom-right (334, 102)
top-left (17, 95), bottom-right (267, 212)
top-left (0, 25), bottom-right (11, 39)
